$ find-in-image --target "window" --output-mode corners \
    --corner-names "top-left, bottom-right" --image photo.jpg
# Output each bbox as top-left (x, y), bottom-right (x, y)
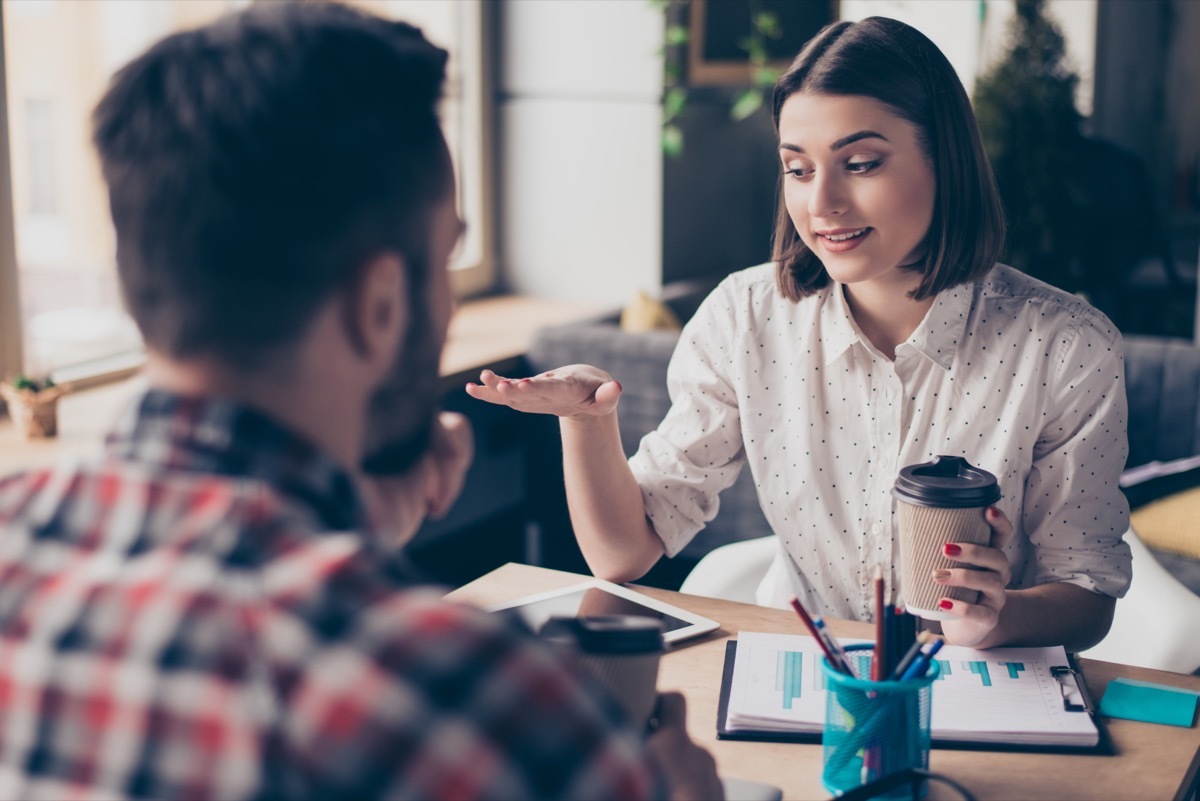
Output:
top-left (0, 0), bottom-right (493, 387)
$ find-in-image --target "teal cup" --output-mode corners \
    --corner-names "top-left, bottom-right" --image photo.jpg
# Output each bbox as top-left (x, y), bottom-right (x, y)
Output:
top-left (821, 643), bottom-right (939, 799)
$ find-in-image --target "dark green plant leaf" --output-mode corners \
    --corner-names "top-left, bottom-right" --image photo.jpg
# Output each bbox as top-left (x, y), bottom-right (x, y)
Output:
top-left (754, 11), bottom-right (782, 38)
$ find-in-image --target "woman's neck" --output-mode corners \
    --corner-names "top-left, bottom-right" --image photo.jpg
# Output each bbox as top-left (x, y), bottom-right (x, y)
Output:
top-left (842, 277), bottom-right (934, 360)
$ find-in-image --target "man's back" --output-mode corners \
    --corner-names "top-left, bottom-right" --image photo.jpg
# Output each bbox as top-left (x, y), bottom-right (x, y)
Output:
top-left (0, 392), bottom-right (660, 800)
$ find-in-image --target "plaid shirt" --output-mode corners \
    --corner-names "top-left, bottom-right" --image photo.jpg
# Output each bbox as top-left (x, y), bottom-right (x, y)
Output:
top-left (0, 391), bottom-right (664, 800)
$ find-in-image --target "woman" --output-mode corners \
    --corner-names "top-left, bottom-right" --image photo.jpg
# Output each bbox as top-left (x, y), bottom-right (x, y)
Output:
top-left (467, 17), bottom-right (1131, 651)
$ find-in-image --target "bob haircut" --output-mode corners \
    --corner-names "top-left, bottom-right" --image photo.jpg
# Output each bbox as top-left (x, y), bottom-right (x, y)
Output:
top-left (771, 17), bottom-right (1004, 301)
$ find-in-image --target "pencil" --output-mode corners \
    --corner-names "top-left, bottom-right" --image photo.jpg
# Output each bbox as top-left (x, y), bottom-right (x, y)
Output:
top-left (789, 597), bottom-right (849, 674)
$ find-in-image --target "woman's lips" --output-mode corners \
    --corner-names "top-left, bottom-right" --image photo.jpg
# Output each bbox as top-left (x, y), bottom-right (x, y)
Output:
top-left (816, 227), bottom-right (871, 253)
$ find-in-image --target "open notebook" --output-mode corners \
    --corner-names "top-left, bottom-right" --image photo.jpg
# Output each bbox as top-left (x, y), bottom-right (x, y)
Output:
top-left (721, 632), bottom-right (1105, 752)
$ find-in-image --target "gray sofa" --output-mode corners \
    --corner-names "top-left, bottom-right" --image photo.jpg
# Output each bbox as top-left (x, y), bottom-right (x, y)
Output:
top-left (525, 276), bottom-right (1200, 591)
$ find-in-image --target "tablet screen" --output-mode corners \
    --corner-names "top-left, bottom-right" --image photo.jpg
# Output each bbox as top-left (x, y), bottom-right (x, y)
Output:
top-left (501, 586), bottom-right (695, 634)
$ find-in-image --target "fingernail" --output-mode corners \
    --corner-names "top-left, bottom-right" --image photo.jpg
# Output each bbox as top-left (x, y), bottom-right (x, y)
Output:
top-left (938, 599), bottom-right (954, 611)
top-left (615, 381), bottom-right (623, 392)
top-left (932, 569), bottom-right (951, 581)
top-left (988, 506), bottom-right (999, 517)
top-left (943, 543), bottom-right (962, 556)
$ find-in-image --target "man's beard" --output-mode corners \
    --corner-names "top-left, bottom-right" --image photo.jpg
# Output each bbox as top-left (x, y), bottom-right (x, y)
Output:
top-left (360, 269), bottom-right (443, 476)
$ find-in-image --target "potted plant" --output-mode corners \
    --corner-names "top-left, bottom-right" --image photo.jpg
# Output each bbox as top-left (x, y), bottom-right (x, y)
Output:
top-left (1, 374), bottom-right (69, 439)
top-left (972, 0), bottom-right (1085, 294)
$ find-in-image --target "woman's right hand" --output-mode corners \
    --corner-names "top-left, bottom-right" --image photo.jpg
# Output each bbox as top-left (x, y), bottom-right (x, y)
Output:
top-left (464, 364), bottom-right (622, 420)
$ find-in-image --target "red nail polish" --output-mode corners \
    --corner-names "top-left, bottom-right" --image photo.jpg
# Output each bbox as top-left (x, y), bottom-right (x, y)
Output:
top-left (938, 599), bottom-right (954, 611)
top-left (943, 543), bottom-right (962, 556)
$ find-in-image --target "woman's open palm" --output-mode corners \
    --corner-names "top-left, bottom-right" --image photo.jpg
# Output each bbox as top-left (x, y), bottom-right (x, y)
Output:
top-left (465, 365), bottom-right (621, 419)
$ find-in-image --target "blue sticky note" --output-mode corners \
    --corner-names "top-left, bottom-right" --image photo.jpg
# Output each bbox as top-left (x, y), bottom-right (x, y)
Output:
top-left (1099, 678), bottom-right (1199, 727)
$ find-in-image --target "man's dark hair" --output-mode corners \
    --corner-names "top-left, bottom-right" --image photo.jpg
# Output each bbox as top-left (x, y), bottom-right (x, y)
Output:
top-left (93, 1), bottom-right (451, 369)
top-left (770, 16), bottom-right (1005, 302)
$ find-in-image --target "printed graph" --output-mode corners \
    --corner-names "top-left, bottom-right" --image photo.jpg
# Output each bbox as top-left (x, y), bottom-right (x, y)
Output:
top-left (1001, 661), bottom-right (1026, 679)
top-left (967, 660), bottom-right (992, 687)
top-left (776, 651), bottom-right (804, 709)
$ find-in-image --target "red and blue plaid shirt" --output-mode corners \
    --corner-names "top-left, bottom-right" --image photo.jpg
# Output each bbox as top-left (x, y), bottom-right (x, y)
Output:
top-left (0, 391), bottom-right (664, 800)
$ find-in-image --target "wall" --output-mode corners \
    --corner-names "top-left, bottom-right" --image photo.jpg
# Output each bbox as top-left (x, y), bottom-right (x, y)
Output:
top-left (495, 0), bottom-right (664, 308)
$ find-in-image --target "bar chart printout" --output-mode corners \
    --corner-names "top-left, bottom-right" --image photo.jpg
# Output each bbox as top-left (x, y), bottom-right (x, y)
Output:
top-left (725, 632), bottom-right (1101, 745)
top-left (777, 651), bottom-right (803, 709)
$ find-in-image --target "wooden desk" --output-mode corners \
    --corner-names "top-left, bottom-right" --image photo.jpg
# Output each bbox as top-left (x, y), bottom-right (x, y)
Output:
top-left (448, 563), bottom-right (1200, 801)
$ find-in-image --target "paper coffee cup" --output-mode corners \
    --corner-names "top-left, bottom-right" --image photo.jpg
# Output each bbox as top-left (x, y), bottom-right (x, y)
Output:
top-left (892, 456), bottom-right (1001, 621)
top-left (539, 615), bottom-right (665, 731)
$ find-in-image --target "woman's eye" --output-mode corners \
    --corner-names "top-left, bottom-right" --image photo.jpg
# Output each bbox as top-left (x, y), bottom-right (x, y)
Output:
top-left (784, 167), bottom-right (813, 180)
top-left (847, 159), bottom-right (881, 174)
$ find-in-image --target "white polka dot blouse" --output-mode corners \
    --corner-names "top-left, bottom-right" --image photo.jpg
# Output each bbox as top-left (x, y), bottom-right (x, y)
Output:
top-left (627, 263), bottom-right (1133, 622)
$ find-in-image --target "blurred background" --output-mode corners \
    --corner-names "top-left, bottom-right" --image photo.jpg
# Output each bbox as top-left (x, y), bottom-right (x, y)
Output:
top-left (1, 0), bottom-right (1197, 387)
top-left (1, 0), bottom-right (1198, 589)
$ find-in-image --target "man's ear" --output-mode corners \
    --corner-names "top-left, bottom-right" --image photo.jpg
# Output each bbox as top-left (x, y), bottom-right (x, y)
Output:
top-left (343, 252), bottom-right (408, 366)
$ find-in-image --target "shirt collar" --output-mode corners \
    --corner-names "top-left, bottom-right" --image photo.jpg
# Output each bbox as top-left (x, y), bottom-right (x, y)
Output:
top-left (105, 389), bottom-right (368, 531)
top-left (821, 284), bottom-right (860, 367)
top-left (909, 280), bottom-right (974, 371)
top-left (821, 279), bottom-right (975, 371)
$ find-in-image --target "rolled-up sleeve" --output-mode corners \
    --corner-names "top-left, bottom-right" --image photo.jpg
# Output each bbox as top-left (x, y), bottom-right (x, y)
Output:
top-left (628, 282), bottom-right (747, 558)
top-left (1023, 320), bottom-right (1132, 597)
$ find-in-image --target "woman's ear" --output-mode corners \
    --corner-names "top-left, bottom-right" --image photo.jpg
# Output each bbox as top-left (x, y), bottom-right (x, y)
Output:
top-left (343, 252), bottom-right (408, 368)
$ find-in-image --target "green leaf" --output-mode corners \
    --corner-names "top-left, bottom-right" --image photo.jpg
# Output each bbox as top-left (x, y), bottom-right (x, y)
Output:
top-left (663, 87), bottom-right (687, 122)
top-left (665, 24), bottom-right (689, 46)
top-left (753, 66), bottom-right (779, 88)
top-left (730, 89), bottom-right (763, 121)
top-left (13, 375), bottom-right (37, 391)
top-left (754, 12), bottom-right (782, 38)
top-left (662, 124), bottom-right (684, 157)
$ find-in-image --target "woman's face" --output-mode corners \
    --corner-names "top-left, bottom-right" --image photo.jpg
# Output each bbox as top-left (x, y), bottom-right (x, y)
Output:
top-left (777, 92), bottom-right (936, 289)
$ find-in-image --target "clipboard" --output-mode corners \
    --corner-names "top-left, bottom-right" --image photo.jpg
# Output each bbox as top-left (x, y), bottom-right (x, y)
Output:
top-left (716, 640), bottom-right (1113, 754)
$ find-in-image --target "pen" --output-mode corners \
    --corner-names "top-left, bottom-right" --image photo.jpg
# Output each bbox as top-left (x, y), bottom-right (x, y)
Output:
top-left (891, 631), bottom-right (935, 680)
top-left (813, 616), bottom-right (855, 677)
top-left (789, 597), bottom-right (852, 675)
top-left (900, 637), bottom-right (945, 681)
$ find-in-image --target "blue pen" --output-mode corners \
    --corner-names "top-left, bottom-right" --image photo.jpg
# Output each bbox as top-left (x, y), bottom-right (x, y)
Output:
top-left (900, 638), bottom-right (945, 681)
top-left (813, 616), bottom-right (855, 676)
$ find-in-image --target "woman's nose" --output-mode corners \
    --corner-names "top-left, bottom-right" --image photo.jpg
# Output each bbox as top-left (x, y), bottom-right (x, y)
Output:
top-left (808, 173), bottom-right (849, 218)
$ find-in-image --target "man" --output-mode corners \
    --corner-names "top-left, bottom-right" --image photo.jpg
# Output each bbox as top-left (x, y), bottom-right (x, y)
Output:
top-left (0, 3), bottom-right (720, 799)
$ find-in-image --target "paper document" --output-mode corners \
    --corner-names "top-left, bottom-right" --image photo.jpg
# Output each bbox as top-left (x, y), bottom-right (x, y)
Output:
top-left (726, 632), bottom-right (1100, 747)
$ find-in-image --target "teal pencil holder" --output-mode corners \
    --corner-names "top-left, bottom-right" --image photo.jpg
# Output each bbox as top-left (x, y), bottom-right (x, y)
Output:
top-left (821, 643), bottom-right (938, 800)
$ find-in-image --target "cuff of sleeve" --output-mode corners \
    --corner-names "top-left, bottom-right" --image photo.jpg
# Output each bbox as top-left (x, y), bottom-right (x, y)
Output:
top-left (1035, 539), bottom-right (1133, 599)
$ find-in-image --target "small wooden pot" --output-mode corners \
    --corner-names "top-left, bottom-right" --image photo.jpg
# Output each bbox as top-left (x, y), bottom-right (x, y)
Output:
top-left (1, 385), bottom-right (68, 439)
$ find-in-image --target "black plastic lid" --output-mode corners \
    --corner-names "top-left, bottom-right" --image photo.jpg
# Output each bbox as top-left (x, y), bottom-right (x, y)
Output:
top-left (891, 455), bottom-right (1001, 508)
top-left (538, 615), bottom-right (665, 654)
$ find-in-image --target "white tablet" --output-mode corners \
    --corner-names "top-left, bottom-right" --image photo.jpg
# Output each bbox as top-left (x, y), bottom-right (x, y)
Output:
top-left (487, 579), bottom-right (721, 645)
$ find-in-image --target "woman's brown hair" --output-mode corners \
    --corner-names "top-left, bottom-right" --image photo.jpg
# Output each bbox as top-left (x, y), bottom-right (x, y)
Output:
top-left (771, 17), bottom-right (1004, 301)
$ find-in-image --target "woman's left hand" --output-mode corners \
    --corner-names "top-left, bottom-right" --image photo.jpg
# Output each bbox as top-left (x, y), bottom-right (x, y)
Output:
top-left (936, 507), bottom-right (1013, 648)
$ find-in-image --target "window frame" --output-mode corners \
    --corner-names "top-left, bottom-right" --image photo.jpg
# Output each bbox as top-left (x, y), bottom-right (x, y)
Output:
top-left (0, 0), bottom-right (496, 395)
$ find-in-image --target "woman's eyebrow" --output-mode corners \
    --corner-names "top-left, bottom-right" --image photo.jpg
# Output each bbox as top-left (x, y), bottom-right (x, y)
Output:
top-left (778, 130), bottom-right (890, 154)
top-left (830, 130), bottom-right (888, 150)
